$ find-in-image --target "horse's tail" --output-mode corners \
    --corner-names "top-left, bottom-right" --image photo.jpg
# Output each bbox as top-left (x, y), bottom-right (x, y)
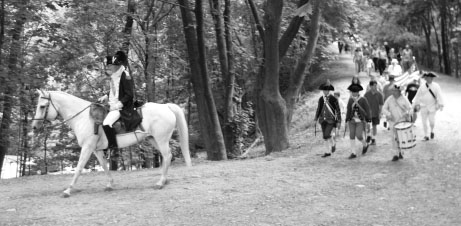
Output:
top-left (167, 103), bottom-right (192, 167)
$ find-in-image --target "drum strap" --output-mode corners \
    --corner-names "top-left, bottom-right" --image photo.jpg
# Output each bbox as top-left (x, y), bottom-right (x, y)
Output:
top-left (426, 83), bottom-right (437, 101)
top-left (393, 97), bottom-right (412, 122)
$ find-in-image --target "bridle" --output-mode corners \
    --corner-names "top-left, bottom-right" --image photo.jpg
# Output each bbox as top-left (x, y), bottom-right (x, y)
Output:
top-left (32, 90), bottom-right (92, 129)
top-left (32, 91), bottom-right (59, 123)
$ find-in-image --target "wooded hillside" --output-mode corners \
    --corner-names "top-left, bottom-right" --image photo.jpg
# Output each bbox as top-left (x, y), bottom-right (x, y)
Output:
top-left (1, 0), bottom-right (460, 178)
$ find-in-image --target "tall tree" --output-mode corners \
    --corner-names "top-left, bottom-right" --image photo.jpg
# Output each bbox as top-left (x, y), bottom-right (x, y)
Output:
top-left (439, 0), bottom-right (451, 74)
top-left (178, 0), bottom-right (227, 160)
top-left (0, 0), bottom-right (29, 177)
top-left (284, 0), bottom-right (322, 123)
top-left (208, 0), bottom-right (237, 156)
top-left (256, 0), bottom-right (289, 154)
top-left (121, 0), bottom-right (137, 54)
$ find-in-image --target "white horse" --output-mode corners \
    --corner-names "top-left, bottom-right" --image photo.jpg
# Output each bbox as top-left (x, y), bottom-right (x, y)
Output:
top-left (31, 90), bottom-right (191, 197)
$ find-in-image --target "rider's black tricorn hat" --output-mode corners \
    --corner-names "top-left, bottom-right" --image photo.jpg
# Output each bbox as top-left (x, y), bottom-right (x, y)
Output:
top-left (347, 83), bottom-right (363, 92)
top-left (113, 51), bottom-right (128, 66)
top-left (319, 80), bottom-right (334, 91)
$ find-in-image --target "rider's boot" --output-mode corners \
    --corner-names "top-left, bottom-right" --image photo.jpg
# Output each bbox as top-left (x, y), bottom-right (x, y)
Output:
top-left (102, 125), bottom-right (118, 149)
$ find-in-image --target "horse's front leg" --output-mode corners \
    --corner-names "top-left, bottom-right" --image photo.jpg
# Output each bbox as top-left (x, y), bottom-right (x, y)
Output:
top-left (93, 150), bottom-right (114, 191)
top-left (63, 145), bottom-right (94, 198)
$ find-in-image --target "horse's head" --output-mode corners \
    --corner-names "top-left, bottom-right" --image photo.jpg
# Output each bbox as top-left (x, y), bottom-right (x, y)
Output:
top-left (31, 90), bottom-right (59, 131)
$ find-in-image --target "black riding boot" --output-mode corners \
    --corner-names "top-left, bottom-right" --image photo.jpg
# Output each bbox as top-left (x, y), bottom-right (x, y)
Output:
top-left (102, 125), bottom-right (118, 149)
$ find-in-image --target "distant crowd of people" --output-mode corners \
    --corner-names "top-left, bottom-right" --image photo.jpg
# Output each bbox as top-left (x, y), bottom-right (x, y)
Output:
top-left (314, 39), bottom-right (445, 162)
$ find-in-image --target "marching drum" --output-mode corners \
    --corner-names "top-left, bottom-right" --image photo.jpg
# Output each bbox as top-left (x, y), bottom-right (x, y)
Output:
top-left (394, 121), bottom-right (416, 149)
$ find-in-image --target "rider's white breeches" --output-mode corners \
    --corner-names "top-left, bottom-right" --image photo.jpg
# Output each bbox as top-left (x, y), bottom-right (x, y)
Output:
top-left (103, 110), bottom-right (121, 127)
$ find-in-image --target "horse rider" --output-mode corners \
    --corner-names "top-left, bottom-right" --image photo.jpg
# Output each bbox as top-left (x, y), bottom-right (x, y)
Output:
top-left (98, 50), bottom-right (134, 149)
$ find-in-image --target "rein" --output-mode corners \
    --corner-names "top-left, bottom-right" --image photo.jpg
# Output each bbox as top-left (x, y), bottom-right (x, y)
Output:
top-left (45, 104), bottom-right (92, 129)
top-left (32, 91), bottom-right (92, 129)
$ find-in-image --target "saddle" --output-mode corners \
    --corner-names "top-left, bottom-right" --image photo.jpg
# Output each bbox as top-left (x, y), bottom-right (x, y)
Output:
top-left (90, 103), bottom-right (143, 134)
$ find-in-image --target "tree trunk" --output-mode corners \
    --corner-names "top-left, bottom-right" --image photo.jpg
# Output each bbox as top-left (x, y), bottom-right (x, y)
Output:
top-left (256, 0), bottom-right (289, 155)
top-left (0, 0), bottom-right (5, 65)
top-left (454, 42), bottom-right (459, 78)
top-left (421, 17), bottom-right (433, 69)
top-left (224, 0), bottom-right (238, 154)
top-left (208, 0), bottom-right (234, 155)
top-left (431, 12), bottom-right (443, 71)
top-left (284, 0), bottom-right (322, 124)
top-left (279, 0), bottom-right (309, 59)
top-left (246, 0), bottom-right (265, 44)
top-left (144, 29), bottom-right (156, 102)
top-left (121, 0), bottom-right (136, 54)
top-left (0, 0), bottom-right (28, 177)
top-left (439, 0), bottom-right (451, 75)
top-left (178, 0), bottom-right (227, 160)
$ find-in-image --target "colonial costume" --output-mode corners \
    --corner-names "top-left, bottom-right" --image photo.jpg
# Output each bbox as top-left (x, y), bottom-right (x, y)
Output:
top-left (382, 85), bottom-right (412, 161)
top-left (345, 84), bottom-right (371, 159)
top-left (99, 51), bottom-right (134, 149)
top-left (314, 81), bottom-right (341, 158)
top-left (412, 72), bottom-right (444, 140)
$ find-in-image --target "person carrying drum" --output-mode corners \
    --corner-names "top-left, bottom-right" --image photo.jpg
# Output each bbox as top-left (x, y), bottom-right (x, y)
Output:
top-left (382, 85), bottom-right (413, 161)
top-left (314, 80), bottom-right (342, 158)
top-left (345, 84), bottom-right (371, 159)
top-left (412, 72), bottom-right (444, 141)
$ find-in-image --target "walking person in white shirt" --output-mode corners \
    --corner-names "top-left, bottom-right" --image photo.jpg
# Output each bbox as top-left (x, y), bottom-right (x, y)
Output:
top-left (412, 72), bottom-right (444, 141)
top-left (382, 85), bottom-right (413, 161)
top-left (388, 58), bottom-right (403, 78)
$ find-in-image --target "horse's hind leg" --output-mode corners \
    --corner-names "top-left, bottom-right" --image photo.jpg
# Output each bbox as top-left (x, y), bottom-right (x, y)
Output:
top-left (63, 146), bottom-right (93, 198)
top-left (150, 138), bottom-right (172, 189)
top-left (93, 150), bottom-right (114, 191)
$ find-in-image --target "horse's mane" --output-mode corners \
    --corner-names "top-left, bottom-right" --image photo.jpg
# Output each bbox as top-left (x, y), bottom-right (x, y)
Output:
top-left (47, 91), bottom-right (91, 104)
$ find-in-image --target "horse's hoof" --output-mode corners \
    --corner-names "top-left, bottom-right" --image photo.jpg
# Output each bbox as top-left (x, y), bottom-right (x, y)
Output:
top-left (153, 184), bottom-right (164, 190)
top-left (104, 187), bottom-right (113, 192)
top-left (62, 192), bottom-right (70, 198)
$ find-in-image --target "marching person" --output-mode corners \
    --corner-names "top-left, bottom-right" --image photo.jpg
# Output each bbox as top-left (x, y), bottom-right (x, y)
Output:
top-left (364, 80), bottom-right (384, 145)
top-left (353, 47), bottom-right (364, 73)
top-left (371, 44), bottom-right (379, 72)
top-left (405, 78), bottom-right (420, 104)
top-left (382, 85), bottom-right (413, 161)
top-left (98, 51), bottom-right (134, 149)
top-left (388, 58), bottom-right (403, 78)
top-left (405, 77), bottom-right (421, 121)
top-left (377, 45), bottom-right (388, 76)
top-left (314, 80), bottom-right (342, 158)
top-left (401, 44), bottom-right (413, 72)
top-left (366, 55), bottom-right (375, 77)
top-left (412, 72), bottom-right (444, 141)
top-left (382, 74), bottom-right (396, 129)
top-left (366, 75), bottom-right (383, 93)
top-left (345, 83), bottom-right (371, 159)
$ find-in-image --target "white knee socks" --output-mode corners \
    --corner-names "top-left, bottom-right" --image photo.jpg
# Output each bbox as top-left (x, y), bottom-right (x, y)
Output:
top-left (350, 139), bottom-right (356, 154)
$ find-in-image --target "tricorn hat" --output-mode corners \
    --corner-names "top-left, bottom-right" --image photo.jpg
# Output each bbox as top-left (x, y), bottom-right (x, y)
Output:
top-left (319, 80), bottom-right (334, 91)
top-left (347, 83), bottom-right (363, 92)
top-left (113, 51), bottom-right (128, 66)
top-left (423, 72), bottom-right (438, 78)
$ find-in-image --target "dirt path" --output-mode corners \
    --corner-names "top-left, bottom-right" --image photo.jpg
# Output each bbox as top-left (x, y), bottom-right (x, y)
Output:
top-left (1, 46), bottom-right (461, 226)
